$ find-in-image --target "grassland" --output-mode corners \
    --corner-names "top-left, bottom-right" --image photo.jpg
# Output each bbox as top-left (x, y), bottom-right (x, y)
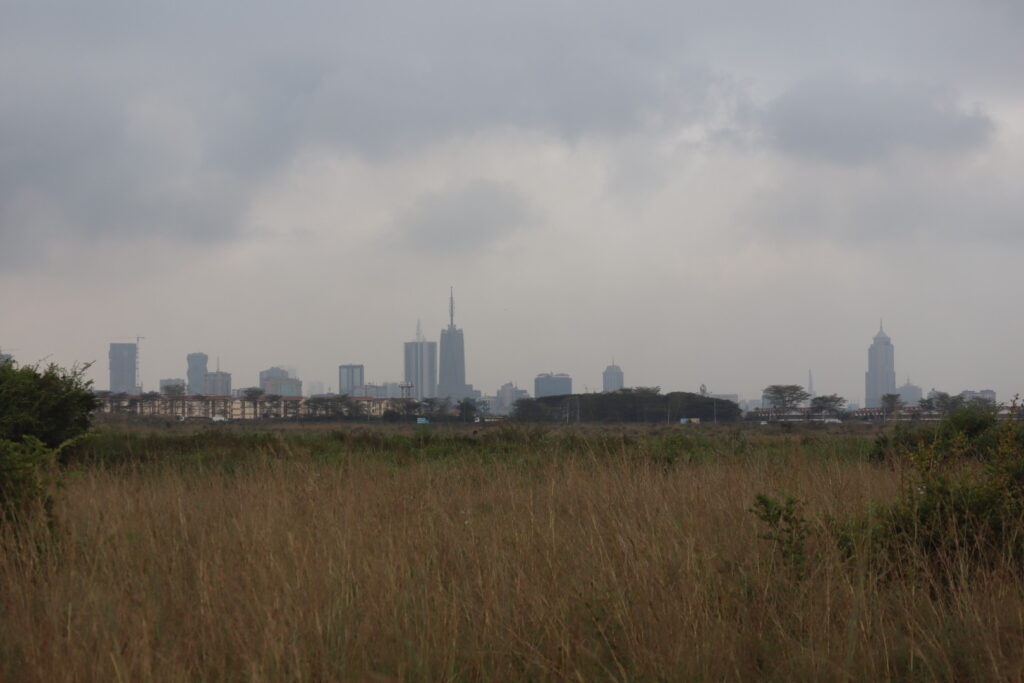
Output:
top-left (2, 423), bottom-right (1023, 680)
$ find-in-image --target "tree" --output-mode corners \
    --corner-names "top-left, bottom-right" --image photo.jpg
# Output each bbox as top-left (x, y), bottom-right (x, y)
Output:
top-left (881, 393), bottom-right (903, 419)
top-left (1, 361), bottom-right (98, 523)
top-left (242, 387), bottom-right (264, 419)
top-left (0, 361), bottom-right (98, 447)
top-left (457, 398), bottom-right (478, 423)
top-left (931, 391), bottom-right (964, 415)
top-left (763, 385), bottom-right (811, 412)
top-left (810, 394), bottom-right (846, 417)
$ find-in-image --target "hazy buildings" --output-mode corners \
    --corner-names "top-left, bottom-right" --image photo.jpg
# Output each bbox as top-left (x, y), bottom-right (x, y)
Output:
top-left (0, 351), bottom-right (12, 365)
top-left (602, 363), bottom-right (624, 392)
top-left (203, 371), bottom-right (232, 396)
top-left (159, 378), bottom-right (186, 394)
top-left (186, 353), bottom-right (208, 395)
top-left (535, 373), bottom-right (572, 398)
top-left (109, 343), bottom-right (138, 394)
top-left (260, 367), bottom-right (302, 397)
top-left (494, 382), bottom-right (530, 415)
top-left (305, 380), bottom-right (325, 396)
top-left (338, 364), bottom-right (365, 396)
top-left (961, 389), bottom-right (997, 403)
top-left (438, 290), bottom-right (474, 402)
top-left (897, 379), bottom-right (923, 406)
top-left (865, 324), bottom-right (896, 409)
top-left (404, 324), bottom-right (437, 401)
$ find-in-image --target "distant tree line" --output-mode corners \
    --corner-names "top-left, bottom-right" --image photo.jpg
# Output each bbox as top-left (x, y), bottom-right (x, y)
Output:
top-left (511, 387), bottom-right (740, 424)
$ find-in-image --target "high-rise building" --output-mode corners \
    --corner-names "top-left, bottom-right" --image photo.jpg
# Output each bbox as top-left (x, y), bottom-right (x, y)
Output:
top-left (602, 363), bottom-right (624, 392)
top-left (186, 353), bottom-right (208, 395)
top-left (203, 371), bottom-right (232, 396)
top-left (897, 378), bottom-right (923, 406)
top-left (109, 343), bottom-right (138, 394)
top-left (305, 380), bottom-right (326, 396)
top-left (865, 323), bottom-right (896, 408)
top-left (535, 373), bottom-right (572, 398)
top-left (339, 364), bottom-right (365, 396)
top-left (259, 367), bottom-right (301, 397)
top-left (404, 323), bottom-right (437, 401)
top-left (438, 289), bottom-right (473, 402)
top-left (159, 378), bottom-right (186, 394)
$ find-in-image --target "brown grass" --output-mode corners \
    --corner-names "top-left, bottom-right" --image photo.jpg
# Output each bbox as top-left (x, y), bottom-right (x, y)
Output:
top-left (2, 428), bottom-right (1023, 680)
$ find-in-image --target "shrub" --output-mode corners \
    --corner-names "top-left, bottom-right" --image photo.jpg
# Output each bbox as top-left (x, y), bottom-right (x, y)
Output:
top-left (0, 436), bottom-right (61, 524)
top-left (845, 418), bottom-right (1024, 580)
top-left (0, 361), bottom-right (98, 447)
top-left (0, 361), bottom-right (97, 524)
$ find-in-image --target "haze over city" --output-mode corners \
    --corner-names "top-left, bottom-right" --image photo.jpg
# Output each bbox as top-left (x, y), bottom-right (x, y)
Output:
top-left (3, 2), bottom-right (1023, 405)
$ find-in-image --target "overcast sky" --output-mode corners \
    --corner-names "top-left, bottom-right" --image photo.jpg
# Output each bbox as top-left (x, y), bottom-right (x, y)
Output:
top-left (2, 1), bottom-right (1023, 404)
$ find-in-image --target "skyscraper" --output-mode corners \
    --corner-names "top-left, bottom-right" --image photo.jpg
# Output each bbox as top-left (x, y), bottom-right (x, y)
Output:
top-left (535, 373), bottom-right (572, 398)
top-left (203, 371), bottom-right (232, 396)
top-left (109, 343), bottom-right (138, 394)
top-left (438, 289), bottom-right (471, 402)
top-left (404, 322), bottom-right (437, 401)
top-left (602, 363), bottom-right (624, 392)
top-left (186, 352), bottom-right (208, 395)
top-left (259, 366), bottom-right (302, 397)
top-left (865, 323), bottom-right (896, 408)
top-left (338, 364), bottom-right (365, 396)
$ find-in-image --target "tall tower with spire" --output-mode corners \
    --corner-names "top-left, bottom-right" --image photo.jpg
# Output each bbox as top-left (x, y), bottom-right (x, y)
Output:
top-left (438, 288), bottom-right (471, 402)
top-left (865, 322), bottom-right (896, 408)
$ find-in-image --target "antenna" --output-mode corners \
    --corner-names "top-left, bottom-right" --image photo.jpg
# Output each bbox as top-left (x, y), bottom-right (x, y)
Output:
top-left (808, 369), bottom-right (814, 397)
top-left (416, 319), bottom-right (423, 342)
top-left (449, 286), bottom-right (454, 328)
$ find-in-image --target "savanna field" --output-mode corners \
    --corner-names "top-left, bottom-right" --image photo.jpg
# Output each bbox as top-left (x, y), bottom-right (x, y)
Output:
top-left (4, 419), bottom-right (1024, 681)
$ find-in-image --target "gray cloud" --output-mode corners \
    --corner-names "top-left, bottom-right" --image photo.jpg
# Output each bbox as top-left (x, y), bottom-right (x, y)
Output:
top-left (393, 181), bottom-right (533, 253)
top-left (764, 75), bottom-right (993, 164)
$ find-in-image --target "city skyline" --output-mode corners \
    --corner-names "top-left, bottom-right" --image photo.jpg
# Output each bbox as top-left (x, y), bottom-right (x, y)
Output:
top-left (3, 3), bottom-right (1023, 406)
top-left (14, 314), bottom-right (1003, 408)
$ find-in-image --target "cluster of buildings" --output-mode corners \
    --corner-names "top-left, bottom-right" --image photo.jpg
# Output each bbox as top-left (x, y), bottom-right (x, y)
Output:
top-left (92, 307), bottom-right (1003, 423)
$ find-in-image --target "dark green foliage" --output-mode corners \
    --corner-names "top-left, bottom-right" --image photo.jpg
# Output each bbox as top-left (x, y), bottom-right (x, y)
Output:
top-left (750, 493), bottom-right (810, 578)
top-left (847, 415), bottom-right (1024, 580)
top-left (0, 436), bottom-right (60, 523)
top-left (512, 390), bottom-right (740, 423)
top-left (868, 403), bottom-right (1016, 462)
top-left (1, 362), bottom-right (97, 524)
top-left (0, 361), bottom-right (98, 447)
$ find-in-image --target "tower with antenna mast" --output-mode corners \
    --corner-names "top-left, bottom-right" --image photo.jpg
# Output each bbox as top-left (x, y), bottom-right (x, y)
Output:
top-left (438, 287), bottom-right (472, 402)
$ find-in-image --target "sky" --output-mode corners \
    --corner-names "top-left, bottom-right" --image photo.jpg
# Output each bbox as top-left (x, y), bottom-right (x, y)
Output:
top-left (2, 1), bottom-right (1023, 404)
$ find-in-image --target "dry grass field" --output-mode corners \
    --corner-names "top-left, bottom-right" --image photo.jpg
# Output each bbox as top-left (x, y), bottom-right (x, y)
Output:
top-left (2, 424), bottom-right (1023, 680)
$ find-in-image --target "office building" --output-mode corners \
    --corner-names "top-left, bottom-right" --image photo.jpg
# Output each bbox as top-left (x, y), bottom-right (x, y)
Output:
top-left (404, 324), bottom-right (437, 401)
top-left (535, 373), bottom-right (572, 398)
top-left (897, 379), bottom-right (923, 406)
top-left (602, 363), bottom-right (624, 392)
top-left (203, 371), bottom-right (232, 396)
top-left (159, 378), bottom-right (186, 394)
top-left (259, 367), bottom-right (302, 397)
top-left (339, 364), bottom-right (365, 396)
top-left (109, 343), bottom-right (138, 394)
top-left (187, 353), bottom-right (208, 395)
top-left (493, 382), bottom-right (530, 415)
top-left (865, 323), bottom-right (896, 409)
top-left (438, 290), bottom-right (475, 402)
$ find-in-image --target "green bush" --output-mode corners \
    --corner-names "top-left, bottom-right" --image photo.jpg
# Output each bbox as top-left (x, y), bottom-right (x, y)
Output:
top-left (0, 361), bottom-right (98, 447)
top-left (0, 436), bottom-right (61, 523)
top-left (0, 361), bottom-right (97, 524)
top-left (844, 419), bottom-right (1024, 580)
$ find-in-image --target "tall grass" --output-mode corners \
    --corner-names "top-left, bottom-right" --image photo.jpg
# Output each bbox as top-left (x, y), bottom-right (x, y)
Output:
top-left (2, 425), bottom-right (1022, 680)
